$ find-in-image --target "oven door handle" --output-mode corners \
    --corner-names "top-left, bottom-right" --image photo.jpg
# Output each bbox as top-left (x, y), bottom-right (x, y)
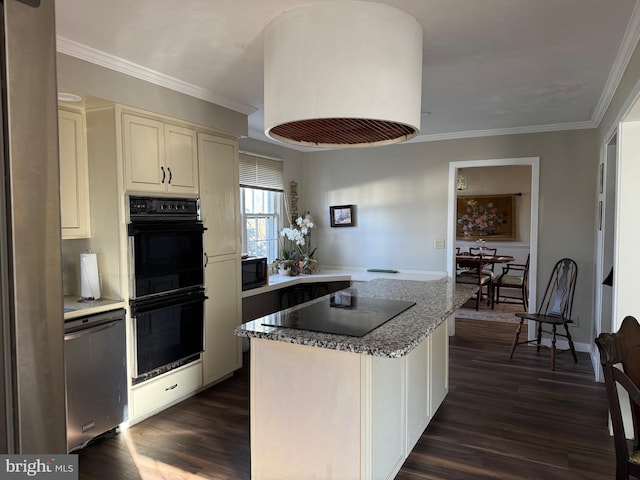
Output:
top-left (130, 291), bottom-right (207, 315)
top-left (128, 222), bottom-right (205, 236)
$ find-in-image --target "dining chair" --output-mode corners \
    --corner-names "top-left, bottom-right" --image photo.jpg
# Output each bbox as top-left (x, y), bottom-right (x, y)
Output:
top-left (595, 316), bottom-right (640, 480)
top-left (456, 256), bottom-right (493, 310)
top-left (495, 254), bottom-right (530, 311)
top-left (510, 258), bottom-right (578, 370)
top-left (469, 246), bottom-right (498, 258)
top-left (469, 246), bottom-right (499, 304)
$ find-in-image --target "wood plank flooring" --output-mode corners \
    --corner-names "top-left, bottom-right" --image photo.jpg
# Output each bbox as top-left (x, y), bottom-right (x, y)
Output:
top-left (77, 319), bottom-right (616, 479)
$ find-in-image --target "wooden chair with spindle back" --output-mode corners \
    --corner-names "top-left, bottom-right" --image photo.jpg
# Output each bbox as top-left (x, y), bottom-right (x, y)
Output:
top-left (510, 258), bottom-right (578, 371)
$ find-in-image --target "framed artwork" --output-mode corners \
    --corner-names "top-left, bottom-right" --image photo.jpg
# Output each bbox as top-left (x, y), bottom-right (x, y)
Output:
top-left (330, 204), bottom-right (355, 227)
top-left (456, 194), bottom-right (516, 241)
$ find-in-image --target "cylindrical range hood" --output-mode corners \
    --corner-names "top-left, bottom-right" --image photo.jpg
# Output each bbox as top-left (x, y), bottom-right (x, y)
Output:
top-left (264, 1), bottom-right (423, 148)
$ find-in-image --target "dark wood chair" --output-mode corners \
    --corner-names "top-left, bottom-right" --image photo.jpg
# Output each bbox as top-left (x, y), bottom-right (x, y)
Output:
top-left (469, 246), bottom-right (498, 274)
top-left (495, 254), bottom-right (530, 311)
top-left (456, 256), bottom-right (493, 310)
top-left (469, 246), bottom-right (498, 305)
top-left (510, 258), bottom-right (578, 370)
top-left (595, 316), bottom-right (640, 480)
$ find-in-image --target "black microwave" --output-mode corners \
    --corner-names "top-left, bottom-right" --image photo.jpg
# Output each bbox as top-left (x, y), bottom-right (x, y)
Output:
top-left (242, 257), bottom-right (268, 291)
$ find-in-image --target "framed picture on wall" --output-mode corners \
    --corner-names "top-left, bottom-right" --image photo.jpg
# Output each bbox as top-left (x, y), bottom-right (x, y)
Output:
top-left (456, 194), bottom-right (516, 240)
top-left (330, 205), bottom-right (355, 227)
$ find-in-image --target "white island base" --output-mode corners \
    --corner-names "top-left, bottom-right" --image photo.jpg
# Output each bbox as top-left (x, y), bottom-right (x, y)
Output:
top-left (250, 319), bottom-right (449, 480)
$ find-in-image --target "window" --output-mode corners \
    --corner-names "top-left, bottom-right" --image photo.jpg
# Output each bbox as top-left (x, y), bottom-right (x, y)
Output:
top-left (239, 153), bottom-right (285, 263)
top-left (240, 187), bottom-right (282, 261)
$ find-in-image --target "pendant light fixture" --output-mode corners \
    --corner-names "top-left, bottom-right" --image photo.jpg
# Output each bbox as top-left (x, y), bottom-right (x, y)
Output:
top-left (456, 171), bottom-right (468, 191)
top-left (263, 1), bottom-right (423, 148)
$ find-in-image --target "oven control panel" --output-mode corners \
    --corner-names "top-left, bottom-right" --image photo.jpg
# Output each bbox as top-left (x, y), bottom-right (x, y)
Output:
top-left (129, 196), bottom-right (200, 221)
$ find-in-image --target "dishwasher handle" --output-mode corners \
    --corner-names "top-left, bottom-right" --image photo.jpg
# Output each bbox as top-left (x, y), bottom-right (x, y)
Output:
top-left (65, 319), bottom-right (123, 340)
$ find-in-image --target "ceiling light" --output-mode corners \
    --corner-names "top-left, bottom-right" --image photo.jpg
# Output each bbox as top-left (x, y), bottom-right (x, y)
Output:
top-left (457, 172), bottom-right (468, 191)
top-left (57, 92), bottom-right (82, 102)
top-left (263, 1), bottom-right (423, 148)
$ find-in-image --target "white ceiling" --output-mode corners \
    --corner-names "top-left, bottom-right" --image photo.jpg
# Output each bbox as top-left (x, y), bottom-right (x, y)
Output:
top-left (55, 0), bottom-right (640, 150)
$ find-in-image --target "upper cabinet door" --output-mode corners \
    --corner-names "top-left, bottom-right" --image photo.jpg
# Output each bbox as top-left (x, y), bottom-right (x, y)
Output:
top-left (59, 108), bottom-right (91, 239)
top-left (122, 113), bottom-right (165, 192)
top-left (122, 113), bottom-right (199, 195)
top-left (198, 133), bottom-right (239, 257)
top-left (165, 124), bottom-right (199, 195)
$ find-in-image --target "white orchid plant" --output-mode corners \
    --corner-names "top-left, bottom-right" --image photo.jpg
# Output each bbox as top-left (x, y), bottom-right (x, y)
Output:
top-left (278, 215), bottom-right (318, 275)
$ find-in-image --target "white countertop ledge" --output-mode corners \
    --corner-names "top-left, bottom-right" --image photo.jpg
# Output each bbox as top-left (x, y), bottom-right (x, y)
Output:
top-left (241, 267), bottom-right (446, 298)
top-left (64, 296), bottom-right (126, 320)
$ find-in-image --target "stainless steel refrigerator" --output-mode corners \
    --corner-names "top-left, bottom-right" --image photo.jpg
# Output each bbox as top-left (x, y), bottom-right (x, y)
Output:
top-left (0, 0), bottom-right (67, 453)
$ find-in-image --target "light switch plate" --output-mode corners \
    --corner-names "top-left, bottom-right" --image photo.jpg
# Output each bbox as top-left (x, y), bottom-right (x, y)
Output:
top-left (434, 239), bottom-right (446, 249)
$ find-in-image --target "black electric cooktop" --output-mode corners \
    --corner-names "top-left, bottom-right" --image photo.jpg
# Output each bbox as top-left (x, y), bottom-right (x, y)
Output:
top-left (261, 292), bottom-right (416, 337)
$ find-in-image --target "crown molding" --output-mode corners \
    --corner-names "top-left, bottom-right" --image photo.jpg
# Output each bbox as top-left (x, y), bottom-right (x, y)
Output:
top-left (246, 119), bottom-right (597, 152)
top-left (591, 0), bottom-right (640, 126)
top-left (410, 120), bottom-right (596, 143)
top-left (56, 36), bottom-right (258, 116)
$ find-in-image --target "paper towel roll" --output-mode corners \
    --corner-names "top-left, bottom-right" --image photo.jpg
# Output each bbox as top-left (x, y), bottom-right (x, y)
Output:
top-left (80, 252), bottom-right (101, 300)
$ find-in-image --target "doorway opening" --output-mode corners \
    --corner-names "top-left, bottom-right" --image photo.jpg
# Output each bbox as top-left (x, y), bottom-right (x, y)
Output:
top-left (447, 157), bottom-right (540, 336)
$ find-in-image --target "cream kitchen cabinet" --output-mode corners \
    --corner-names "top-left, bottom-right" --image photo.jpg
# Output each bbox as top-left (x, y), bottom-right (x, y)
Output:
top-left (122, 113), bottom-right (199, 195)
top-left (59, 107), bottom-right (91, 239)
top-left (198, 133), bottom-right (239, 257)
top-left (198, 132), bottom-right (242, 386)
top-left (202, 258), bottom-right (242, 385)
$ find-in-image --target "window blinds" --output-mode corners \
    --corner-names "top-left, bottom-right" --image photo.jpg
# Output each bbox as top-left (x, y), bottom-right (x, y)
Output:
top-left (239, 152), bottom-right (284, 191)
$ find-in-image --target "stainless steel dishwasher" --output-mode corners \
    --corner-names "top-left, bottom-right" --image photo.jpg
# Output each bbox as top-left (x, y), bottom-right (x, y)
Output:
top-left (64, 308), bottom-right (128, 452)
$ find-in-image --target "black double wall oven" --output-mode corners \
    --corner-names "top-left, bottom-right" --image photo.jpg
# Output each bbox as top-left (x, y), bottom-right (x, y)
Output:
top-left (128, 196), bottom-right (206, 384)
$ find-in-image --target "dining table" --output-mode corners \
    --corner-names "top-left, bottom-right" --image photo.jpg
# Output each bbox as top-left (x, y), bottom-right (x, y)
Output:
top-left (455, 254), bottom-right (515, 267)
top-left (455, 254), bottom-right (515, 309)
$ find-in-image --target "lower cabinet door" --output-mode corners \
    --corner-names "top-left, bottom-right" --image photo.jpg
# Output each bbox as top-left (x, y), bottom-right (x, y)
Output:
top-left (203, 258), bottom-right (242, 385)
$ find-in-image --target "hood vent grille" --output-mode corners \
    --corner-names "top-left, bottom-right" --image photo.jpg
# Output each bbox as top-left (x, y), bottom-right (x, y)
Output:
top-left (268, 118), bottom-right (417, 147)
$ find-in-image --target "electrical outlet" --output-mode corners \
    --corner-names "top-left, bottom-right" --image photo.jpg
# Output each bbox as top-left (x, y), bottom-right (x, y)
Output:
top-left (434, 239), bottom-right (446, 249)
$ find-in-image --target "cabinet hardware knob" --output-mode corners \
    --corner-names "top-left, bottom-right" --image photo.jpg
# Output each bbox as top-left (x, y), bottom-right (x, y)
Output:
top-left (168, 167), bottom-right (172, 184)
top-left (165, 383), bottom-right (178, 391)
top-left (161, 166), bottom-right (166, 184)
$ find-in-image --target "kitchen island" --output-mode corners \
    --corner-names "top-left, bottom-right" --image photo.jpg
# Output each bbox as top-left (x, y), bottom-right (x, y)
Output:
top-left (234, 278), bottom-right (476, 480)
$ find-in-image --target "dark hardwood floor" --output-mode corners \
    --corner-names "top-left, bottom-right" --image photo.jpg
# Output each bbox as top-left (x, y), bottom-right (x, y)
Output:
top-left (77, 319), bottom-right (616, 479)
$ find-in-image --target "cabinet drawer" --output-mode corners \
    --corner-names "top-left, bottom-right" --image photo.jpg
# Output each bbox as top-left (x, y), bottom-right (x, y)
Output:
top-left (132, 361), bottom-right (202, 420)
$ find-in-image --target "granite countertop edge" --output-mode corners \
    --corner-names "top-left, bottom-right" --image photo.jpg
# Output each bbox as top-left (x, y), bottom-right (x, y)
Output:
top-left (234, 278), bottom-right (477, 358)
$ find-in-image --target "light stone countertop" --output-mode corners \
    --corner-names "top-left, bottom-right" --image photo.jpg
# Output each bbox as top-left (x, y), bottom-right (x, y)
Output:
top-left (234, 277), bottom-right (477, 358)
top-left (64, 295), bottom-right (126, 320)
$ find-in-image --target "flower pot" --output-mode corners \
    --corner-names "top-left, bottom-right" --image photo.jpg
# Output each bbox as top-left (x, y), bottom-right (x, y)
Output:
top-left (278, 267), bottom-right (290, 276)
